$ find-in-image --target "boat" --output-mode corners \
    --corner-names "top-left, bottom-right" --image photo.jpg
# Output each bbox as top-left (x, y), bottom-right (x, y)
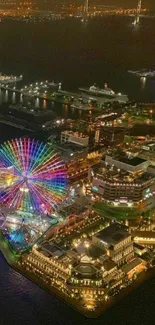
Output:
top-left (79, 83), bottom-right (128, 102)
top-left (128, 69), bottom-right (155, 78)
top-left (79, 83), bottom-right (116, 98)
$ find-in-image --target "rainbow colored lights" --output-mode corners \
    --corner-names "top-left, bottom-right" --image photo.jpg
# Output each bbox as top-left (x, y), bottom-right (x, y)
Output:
top-left (0, 138), bottom-right (67, 213)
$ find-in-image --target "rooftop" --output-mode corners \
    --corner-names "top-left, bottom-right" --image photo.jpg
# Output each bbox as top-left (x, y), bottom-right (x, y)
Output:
top-left (102, 127), bottom-right (124, 135)
top-left (134, 243), bottom-right (146, 250)
top-left (116, 156), bottom-right (147, 167)
top-left (122, 258), bottom-right (144, 274)
top-left (148, 165), bottom-right (155, 170)
top-left (41, 242), bottom-right (65, 258)
top-left (55, 142), bottom-right (86, 153)
top-left (59, 203), bottom-right (88, 217)
top-left (94, 166), bottom-right (154, 184)
top-left (75, 263), bottom-right (98, 277)
top-left (95, 223), bottom-right (130, 246)
top-left (132, 231), bottom-right (155, 239)
top-left (74, 241), bottom-right (105, 259)
top-left (102, 259), bottom-right (116, 271)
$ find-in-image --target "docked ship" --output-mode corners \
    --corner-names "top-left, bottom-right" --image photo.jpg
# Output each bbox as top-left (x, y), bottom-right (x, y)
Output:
top-left (79, 83), bottom-right (128, 102)
top-left (0, 73), bottom-right (23, 84)
top-left (128, 69), bottom-right (155, 78)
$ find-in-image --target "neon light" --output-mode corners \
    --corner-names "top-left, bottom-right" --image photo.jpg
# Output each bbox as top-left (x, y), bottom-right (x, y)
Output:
top-left (0, 138), bottom-right (67, 213)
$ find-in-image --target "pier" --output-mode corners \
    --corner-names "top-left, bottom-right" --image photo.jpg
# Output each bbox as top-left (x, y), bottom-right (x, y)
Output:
top-left (0, 77), bottom-right (128, 111)
top-left (0, 83), bottom-right (95, 111)
top-left (0, 115), bottom-right (34, 131)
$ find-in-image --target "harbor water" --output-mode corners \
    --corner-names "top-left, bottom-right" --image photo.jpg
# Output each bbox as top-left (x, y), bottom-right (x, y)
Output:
top-left (0, 17), bottom-right (155, 101)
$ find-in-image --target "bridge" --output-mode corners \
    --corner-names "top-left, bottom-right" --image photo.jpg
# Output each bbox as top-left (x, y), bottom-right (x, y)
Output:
top-left (133, 0), bottom-right (142, 26)
top-left (0, 84), bottom-right (37, 98)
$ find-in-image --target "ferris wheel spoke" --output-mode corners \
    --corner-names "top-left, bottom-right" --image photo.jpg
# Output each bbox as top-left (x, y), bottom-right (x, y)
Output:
top-left (0, 138), bottom-right (67, 214)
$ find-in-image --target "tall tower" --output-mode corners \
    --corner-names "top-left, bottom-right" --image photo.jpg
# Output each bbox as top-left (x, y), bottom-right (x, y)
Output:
top-left (84, 0), bottom-right (88, 15)
top-left (82, 0), bottom-right (88, 22)
top-left (133, 0), bottom-right (142, 26)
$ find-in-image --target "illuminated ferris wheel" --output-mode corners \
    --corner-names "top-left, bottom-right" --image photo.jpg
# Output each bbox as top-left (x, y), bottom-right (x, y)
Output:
top-left (0, 138), bottom-right (67, 214)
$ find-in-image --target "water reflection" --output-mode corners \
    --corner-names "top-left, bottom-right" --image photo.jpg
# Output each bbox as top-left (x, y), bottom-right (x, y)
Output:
top-left (4, 90), bottom-right (8, 103)
top-left (42, 99), bottom-right (47, 109)
top-left (64, 104), bottom-right (68, 118)
top-left (35, 97), bottom-right (40, 108)
top-left (20, 93), bottom-right (23, 103)
top-left (12, 92), bottom-right (16, 104)
top-left (140, 76), bottom-right (146, 88)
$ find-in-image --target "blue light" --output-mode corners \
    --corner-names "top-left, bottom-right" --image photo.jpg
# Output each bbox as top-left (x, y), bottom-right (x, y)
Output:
top-left (92, 186), bottom-right (98, 191)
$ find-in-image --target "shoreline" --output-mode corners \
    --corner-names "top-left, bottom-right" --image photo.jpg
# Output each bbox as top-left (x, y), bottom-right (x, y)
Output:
top-left (0, 231), bottom-right (155, 318)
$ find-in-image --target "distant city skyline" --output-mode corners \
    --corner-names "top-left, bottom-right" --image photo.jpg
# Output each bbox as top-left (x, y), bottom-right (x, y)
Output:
top-left (84, 0), bottom-right (154, 9)
top-left (0, 0), bottom-right (154, 10)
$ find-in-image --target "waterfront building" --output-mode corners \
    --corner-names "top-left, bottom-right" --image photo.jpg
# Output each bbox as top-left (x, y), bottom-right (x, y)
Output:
top-left (20, 220), bottom-right (151, 311)
top-left (93, 224), bottom-right (134, 266)
top-left (121, 258), bottom-right (146, 279)
top-left (22, 237), bottom-right (123, 303)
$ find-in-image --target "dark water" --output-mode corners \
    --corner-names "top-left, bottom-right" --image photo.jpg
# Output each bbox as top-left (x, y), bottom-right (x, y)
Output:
top-left (0, 16), bottom-right (155, 324)
top-left (0, 124), bottom-right (26, 143)
top-left (0, 16), bottom-right (155, 101)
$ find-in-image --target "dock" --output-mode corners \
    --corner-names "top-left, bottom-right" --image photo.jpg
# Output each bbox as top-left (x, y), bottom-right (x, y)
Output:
top-left (0, 76), bottom-right (128, 111)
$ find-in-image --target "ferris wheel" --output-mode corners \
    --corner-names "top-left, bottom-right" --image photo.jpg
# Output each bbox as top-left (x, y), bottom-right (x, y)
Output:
top-left (0, 138), bottom-right (67, 214)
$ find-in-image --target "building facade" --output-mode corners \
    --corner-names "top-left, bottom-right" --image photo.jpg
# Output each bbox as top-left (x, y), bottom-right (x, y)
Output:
top-left (61, 131), bottom-right (89, 147)
top-left (93, 224), bottom-right (134, 266)
top-left (92, 173), bottom-right (155, 204)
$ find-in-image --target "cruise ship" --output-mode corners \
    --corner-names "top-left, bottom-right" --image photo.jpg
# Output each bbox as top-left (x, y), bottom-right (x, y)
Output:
top-left (79, 83), bottom-right (128, 102)
top-left (128, 69), bottom-right (155, 78)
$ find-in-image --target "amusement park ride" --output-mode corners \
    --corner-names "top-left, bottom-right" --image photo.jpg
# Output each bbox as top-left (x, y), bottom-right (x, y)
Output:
top-left (0, 138), bottom-right (67, 250)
